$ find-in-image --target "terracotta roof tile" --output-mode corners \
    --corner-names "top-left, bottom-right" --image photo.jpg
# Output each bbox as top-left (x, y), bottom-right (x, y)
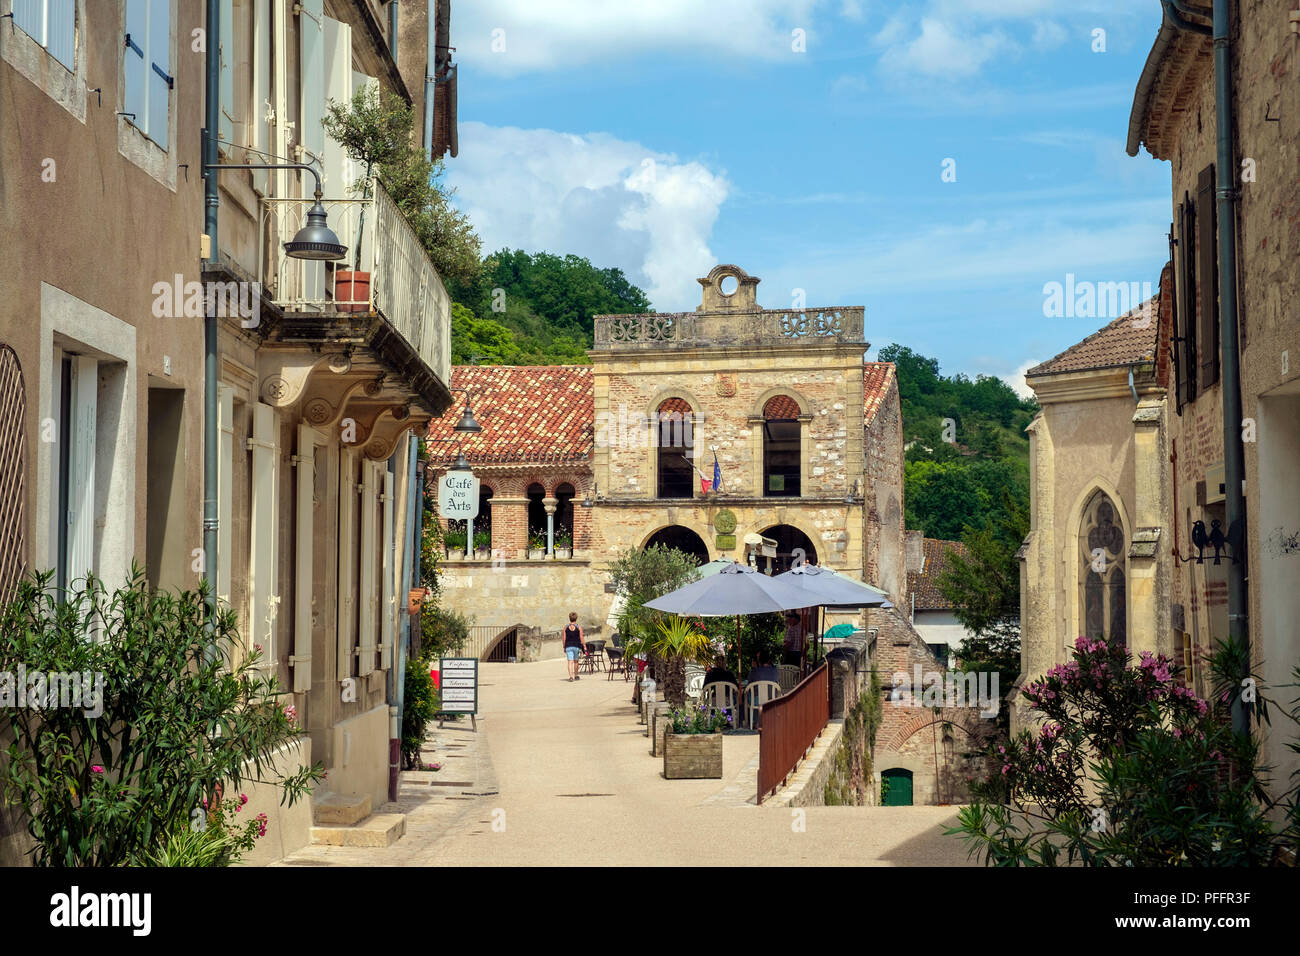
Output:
top-left (863, 362), bottom-right (895, 425)
top-left (1027, 296), bottom-right (1160, 377)
top-left (763, 395), bottom-right (801, 419)
top-left (428, 366), bottom-right (593, 465)
top-left (907, 538), bottom-right (968, 611)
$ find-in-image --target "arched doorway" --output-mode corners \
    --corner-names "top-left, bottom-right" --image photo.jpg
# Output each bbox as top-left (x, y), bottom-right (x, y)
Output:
top-left (881, 768), bottom-right (913, 806)
top-left (644, 525), bottom-right (708, 566)
top-left (759, 524), bottom-right (817, 573)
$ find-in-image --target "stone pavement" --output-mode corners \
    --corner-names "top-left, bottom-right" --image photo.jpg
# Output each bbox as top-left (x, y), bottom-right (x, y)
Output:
top-left (278, 660), bottom-right (975, 867)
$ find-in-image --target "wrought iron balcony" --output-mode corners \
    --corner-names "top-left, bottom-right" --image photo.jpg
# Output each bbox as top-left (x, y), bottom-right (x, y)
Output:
top-left (259, 177), bottom-right (451, 390)
top-left (592, 306), bottom-right (866, 350)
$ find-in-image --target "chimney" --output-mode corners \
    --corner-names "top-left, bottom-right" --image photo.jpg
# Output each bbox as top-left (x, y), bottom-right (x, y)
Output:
top-left (905, 531), bottom-right (925, 574)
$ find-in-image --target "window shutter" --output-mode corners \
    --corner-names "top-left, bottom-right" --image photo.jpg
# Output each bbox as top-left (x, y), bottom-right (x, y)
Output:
top-left (147, 0), bottom-right (170, 144)
top-left (300, 0), bottom-right (325, 161)
top-left (1180, 196), bottom-right (1198, 405)
top-left (217, 0), bottom-right (234, 146)
top-left (380, 464), bottom-right (395, 671)
top-left (12, 1), bottom-right (42, 41)
top-left (252, 0), bottom-right (272, 192)
top-left (337, 447), bottom-right (358, 681)
top-left (249, 403), bottom-right (280, 665)
top-left (292, 425), bottom-right (317, 693)
top-left (216, 385), bottom-right (234, 602)
top-left (124, 0), bottom-right (148, 133)
top-left (1196, 164), bottom-right (1220, 390)
top-left (66, 356), bottom-right (97, 588)
top-left (322, 17), bottom-right (353, 196)
top-left (47, 0), bottom-right (75, 70)
top-left (357, 461), bottom-right (378, 676)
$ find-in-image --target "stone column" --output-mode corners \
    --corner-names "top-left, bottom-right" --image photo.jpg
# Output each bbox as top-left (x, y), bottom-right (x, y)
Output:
top-left (544, 496), bottom-right (557, 556)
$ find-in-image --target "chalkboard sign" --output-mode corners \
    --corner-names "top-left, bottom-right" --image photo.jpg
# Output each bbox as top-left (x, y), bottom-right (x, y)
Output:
top-left (439, 657), bottom-right (478, 715)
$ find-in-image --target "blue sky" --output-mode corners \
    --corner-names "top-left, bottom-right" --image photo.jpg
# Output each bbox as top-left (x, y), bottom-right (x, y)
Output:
top-left (444, 0), bottom-right (1171, 394)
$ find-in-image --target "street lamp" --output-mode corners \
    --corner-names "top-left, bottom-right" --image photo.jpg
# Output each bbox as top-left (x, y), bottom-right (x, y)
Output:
top-left (449, 387), bottom-right (482, 434)
top-left (203, 161), bottom-right (348, 261)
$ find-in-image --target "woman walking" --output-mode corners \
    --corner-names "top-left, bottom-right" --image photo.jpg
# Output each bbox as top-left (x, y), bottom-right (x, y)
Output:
top-left (563, 612), bottom-right (585, 681)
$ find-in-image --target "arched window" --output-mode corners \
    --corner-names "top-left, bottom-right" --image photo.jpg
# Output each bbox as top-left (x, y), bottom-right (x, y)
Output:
top-left (474, 486), bottom-right (494, 555)
top-left (555, 482), bottom-right (575, 549)
top-left (526, 482), bottom-right (546, 547)
top-left (763, 395), bottom-right (801, 497)
top-left (656, 398), bottom-right (694, 499)
top-left (1079, 491), bottom-right (1126, 647)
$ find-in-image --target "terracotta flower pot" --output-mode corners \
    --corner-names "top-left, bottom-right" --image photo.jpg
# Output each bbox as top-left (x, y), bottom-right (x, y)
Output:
top-left (408, 588), bottom-right (427, 616)
top-left (333, 270), bottom-right (371, 312)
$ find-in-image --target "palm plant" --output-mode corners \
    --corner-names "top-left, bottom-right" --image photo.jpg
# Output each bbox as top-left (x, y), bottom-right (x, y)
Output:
top-left (650, 617), bottom-right (713, 707)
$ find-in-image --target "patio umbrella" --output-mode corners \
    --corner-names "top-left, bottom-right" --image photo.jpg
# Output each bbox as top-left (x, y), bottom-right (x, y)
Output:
top-left (776, 565), bottom-right (892, 664)
top-left (823, 622), bottom-right (856, 641)
top-left (645, 561), bottom-right (815, 689)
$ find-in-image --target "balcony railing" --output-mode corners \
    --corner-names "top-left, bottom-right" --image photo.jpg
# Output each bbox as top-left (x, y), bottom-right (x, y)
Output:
top-left (260, 178), bottom-right (451, 385)
top-left (593, 307), bottom-right (865, 350)
top-left (757, 662), bottom-right (830, 804)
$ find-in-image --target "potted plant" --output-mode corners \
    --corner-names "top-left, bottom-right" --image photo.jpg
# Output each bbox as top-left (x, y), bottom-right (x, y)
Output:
top-left (663, 704), bottom-right (730, 779)
top-left (554, 530), bottom-right (573, 560)
top-left (322, 87), bottom-right (415, 312)
top-left (472, 529), bottom-right (491, 559)
top-left (649, 617), bottom-right (714, 707)
top-left (527, 530), bottom-right (545, 560)
top-left (444, 527), bottom-right (467, 560)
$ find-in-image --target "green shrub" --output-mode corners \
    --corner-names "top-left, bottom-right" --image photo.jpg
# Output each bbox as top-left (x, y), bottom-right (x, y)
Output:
top-left (0, 569), bottom-right (322, 867)
top-left (402, 662), bottom-right (441, 770)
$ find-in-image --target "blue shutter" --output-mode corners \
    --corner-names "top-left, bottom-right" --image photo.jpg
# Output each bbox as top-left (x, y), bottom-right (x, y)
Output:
top-left (46, 0), bottom-right (75, 70)
top-left (218, 0), bottom-right (234, 145)
top-left (147, 0), bottom-right (171, 145)
top-left (124, 0), bottom-right (148, 132)
top-left (300, 0), bottom-right (325, 161)
top-left (11, 1), bottom-right (42, 44)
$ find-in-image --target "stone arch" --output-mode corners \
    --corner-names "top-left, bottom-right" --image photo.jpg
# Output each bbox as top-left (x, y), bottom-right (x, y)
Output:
top-left (758, 522), bottom-right (820, 573)
top-left (645, 387), bottom-right (705, 422)
top-left (643, 525), bottom-right (709, 566)
top-left (1063, 478), bottom-right (1131, 648)
top-left (750, 386), bottom-right (811, 420)
top-left (634, 515), bottom-right (713, 561)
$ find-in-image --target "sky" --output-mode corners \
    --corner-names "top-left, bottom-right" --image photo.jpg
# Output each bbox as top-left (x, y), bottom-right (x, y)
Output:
top-left (442, 0), bottom-right (1172, 396)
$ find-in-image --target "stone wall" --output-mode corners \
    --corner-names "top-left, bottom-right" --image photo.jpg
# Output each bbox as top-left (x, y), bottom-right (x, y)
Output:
top-left (439, 558), bottom-right (614, 639)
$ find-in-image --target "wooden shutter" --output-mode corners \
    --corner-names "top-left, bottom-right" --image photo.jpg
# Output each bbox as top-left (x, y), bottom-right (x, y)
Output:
top-left (47, 0), bottom-right (75, 70)
top-left (216, 385), bottom-right (234, 603)
top-left (1180, 196), bottom-right (1198, 406)
top-left (300, 0), bottom-right (325, 160)
top-left (251, 0), bottom-right (272, 192)
top-left (322, 17), bottom-right (353, 195)
top-left (337, 447), bottom-right (357, 680)
top-left (147, 0), bottom-right (170, 144)
top-left (66, 356), bottom-right (97, 588)
top-left (124, 0), bottom-right (148, 133)
top-left (357, 461), bottom-right (378, 676)
top-left (291, 425), bottom-right (318, 693)
top-left (380, 464), bottom-right (395, 671)
top-left (218, 0), bottom-right (234, 145)
top-left (1196, 164), bottom-right (1220, 390)
top-left (11, 1), bottom-right (42, 41)
top-left (249, 403), bottom-right (280, 665)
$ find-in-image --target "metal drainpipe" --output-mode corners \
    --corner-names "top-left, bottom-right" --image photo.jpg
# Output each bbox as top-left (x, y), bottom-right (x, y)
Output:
top-left (423, 0), bottom-right (436, 153)
top-left (389, 0), bottom-right (398, 59)
top-left (202, 0), bottom-right (221, 635)
top-left (391, 435), bottom-right (422, 800)
top-left (1212, 0), bottom-right (1249, 737)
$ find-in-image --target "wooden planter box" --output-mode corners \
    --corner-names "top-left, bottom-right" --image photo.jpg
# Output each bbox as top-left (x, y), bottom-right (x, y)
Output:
top-left (663, 732), bottom-right (723, 779)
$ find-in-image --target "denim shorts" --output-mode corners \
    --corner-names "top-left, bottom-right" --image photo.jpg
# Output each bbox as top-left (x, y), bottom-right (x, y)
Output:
top-left (565, 646), bottom-right (581, 661)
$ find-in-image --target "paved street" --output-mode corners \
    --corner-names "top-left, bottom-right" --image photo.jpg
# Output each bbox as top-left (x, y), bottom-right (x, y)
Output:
top-left (282, 661), bottom-right (975, 867)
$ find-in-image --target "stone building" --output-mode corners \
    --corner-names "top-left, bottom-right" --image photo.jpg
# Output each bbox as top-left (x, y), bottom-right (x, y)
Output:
top-left (1018, 1), bottom-right (1300, 804)
top-left (0, 1), bottom-right (458, 864)
top-left (904, 533), bottom-right (976, 666)
top-left (429, 265), bottom-right (907, 650)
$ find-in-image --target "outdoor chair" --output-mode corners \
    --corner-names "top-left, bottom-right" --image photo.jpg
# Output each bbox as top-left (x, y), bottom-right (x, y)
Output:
top-left (776, 665), bottom-right (801, 694)
top-left (684, 664), bottom-right (705, 702)
top-left (699, 681), bottom-right (739, 727)
top-left (605, 645), bottom-right (626, 680)
top-left (581, 641), bottom-right (605, 674)
top-left (742, 680), bottom-right (782, 731)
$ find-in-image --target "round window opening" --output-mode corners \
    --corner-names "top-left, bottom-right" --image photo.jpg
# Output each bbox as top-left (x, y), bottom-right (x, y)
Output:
top-left (718, 274), bottom-right (739, 296)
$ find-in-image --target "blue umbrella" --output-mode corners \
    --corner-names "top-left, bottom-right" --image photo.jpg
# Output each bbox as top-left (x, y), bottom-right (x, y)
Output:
top-left (775, 564), bottom-right (892, 608)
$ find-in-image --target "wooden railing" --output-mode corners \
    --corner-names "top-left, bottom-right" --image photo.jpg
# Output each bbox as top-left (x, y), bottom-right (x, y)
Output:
top-left (757, 662), bottom-right (830, 805)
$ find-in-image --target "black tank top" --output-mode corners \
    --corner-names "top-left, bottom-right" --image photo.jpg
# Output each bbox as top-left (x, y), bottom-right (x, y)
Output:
top-left (564, 624), bottom-right (582, 647)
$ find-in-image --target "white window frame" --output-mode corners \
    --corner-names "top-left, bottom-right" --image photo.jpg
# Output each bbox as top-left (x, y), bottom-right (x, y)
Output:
top-left (123, 0), bottom-right (172, 147)
top-left (1, 0), bottom-right (86, 122)
top-left (11, 0), bottom-right (74, 69)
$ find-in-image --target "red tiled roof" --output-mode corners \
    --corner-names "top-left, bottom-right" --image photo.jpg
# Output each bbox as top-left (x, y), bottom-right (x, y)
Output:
top-left (763, 394), bottom-right (801, 419)
top-left (428, 366), bottom-right (593, 464)
top-left (907, 538), bottom-right (969, 611)
top-left (1027, 297), bottom-right (1160, 377)
top-left (863, 362), bottom-right (895, 425)
top-left (657, 397), bottom-right (692, 415)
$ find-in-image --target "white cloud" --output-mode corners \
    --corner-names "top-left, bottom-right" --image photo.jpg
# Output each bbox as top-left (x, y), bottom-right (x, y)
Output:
top-left (454, 0), bottom-right (821, 74)
top-left (445, 122), bottom-right (730, 310)
top-left (841, 0), bottom-right (866, 20)
top-left (876, 17), bottom-right (1012, 78)
top-left (1001, 359), bottom-right (1041, 399)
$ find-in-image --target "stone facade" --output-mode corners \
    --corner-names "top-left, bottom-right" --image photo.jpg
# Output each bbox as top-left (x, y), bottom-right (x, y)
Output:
top-left (431, 266), bottom-right (907, 657)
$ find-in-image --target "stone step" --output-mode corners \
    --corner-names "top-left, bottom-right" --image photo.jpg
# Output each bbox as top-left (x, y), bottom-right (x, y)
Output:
top-left (312, 793), bottom-right (372, 826)
top-left (310, 813), bottom-right (406, 848)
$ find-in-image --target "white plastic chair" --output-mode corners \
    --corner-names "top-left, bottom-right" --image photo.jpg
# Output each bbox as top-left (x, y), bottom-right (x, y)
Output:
top-left (699, 681), bottom-right (739, 726)
top-left (777, 665), bottom-right (801, 694)
top-left (684, 664), bottom-right (706, 701)
top-left (743, 680), bottom-right (782, 730)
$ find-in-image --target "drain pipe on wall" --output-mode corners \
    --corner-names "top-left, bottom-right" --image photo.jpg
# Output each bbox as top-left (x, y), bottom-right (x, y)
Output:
top-left (1211, 0), bottom-right (1250, 738)
top-left (423, 0), bottom-right (437, 154)
top-left (390, 434), bottom-right (422, 801)
top-left (201, 0), bottom-right (221, 635)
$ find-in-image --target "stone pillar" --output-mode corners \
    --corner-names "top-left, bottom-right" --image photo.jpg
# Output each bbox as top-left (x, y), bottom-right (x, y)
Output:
top-left (491, 496), bottom-right (529, 559)
top-left (543, 496), bottom-right (557, 556)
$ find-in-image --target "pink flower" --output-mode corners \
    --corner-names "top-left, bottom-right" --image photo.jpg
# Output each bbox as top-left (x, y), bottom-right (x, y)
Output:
top-left (91, 766), bottom-right (104, 774)
top-left (240, 793), bottom-right (248, 805)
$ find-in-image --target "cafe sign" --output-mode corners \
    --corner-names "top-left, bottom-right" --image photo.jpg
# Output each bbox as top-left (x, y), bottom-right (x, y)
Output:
top-left (437, 471), bottom-right (480, 519)
top-left (439, 657), bottom-right (478, 715)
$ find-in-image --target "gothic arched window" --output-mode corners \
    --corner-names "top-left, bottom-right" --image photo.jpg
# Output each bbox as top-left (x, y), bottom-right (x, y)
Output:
top-left (1079, 491), bottom-right (1126, 647)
